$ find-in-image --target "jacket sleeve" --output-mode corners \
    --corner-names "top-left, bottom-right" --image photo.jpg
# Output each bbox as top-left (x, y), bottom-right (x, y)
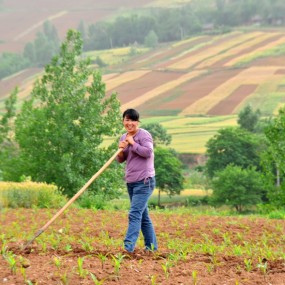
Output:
top-left (131, 131), bottom-right (153, 158)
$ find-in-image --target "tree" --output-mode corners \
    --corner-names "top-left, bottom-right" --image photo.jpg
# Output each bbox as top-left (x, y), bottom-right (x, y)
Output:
top-left (262, 107), bottom-right (285, 207)
top-left (154, 147), bottom-right (184, 207)
top-left (237, 105), bottom-right (261, 132)
top-left (0, 88), bottom-right (25, 181)
top-left (211, 165), bottom-right (266, 212)
top-left (205, 127), bottom-right (262, 178)
top-left (144, 30), bottom-right (158, 48)
top-left (141, 123), bottom-right (171, 146)
top-left (15, 30), bottom-right (123, 198)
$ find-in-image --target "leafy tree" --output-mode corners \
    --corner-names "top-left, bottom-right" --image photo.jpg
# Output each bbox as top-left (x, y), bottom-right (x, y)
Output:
top-left (0, 53), bottom-right (30, 79)
top-left (0, 88), bottom-right (25, 181)
top-left (77, 20), bottom-right (87, 42)
top-left (262, 107), bottom-right (285, 207)
top-left (15, 30), bottom-right (123, 198)
top-left (237, 105), bottom-right (261, 132)
top-left (23, 42), bottom-right (36, 64)
top-left (141, 123), bottom-right (171, 146)
top-left (154, 147), bottom-right (184, 206)
top-left (144, 30), bottom-right (158, 48)
top-left (211, 164), bottom-right (266, 212)
top-left (205, 127), bottom-right (262, 178)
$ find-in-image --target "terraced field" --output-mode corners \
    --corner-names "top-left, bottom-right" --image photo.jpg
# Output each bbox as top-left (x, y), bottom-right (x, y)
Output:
top-left (1, 29), bottom-right (285, 153)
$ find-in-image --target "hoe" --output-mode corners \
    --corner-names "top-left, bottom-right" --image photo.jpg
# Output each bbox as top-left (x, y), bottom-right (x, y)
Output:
top-left (22, 148), bottom-right (122, 250)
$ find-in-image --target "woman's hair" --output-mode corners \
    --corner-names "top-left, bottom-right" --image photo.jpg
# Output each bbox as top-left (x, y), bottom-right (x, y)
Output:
top-left (123, 109), bottom-right (140, 121)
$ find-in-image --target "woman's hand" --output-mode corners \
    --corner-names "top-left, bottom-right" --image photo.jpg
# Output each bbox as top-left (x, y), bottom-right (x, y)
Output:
top-left (126, 134), bottom-right (135, 145)
top-left (119, 140), bottom-right (129, 149)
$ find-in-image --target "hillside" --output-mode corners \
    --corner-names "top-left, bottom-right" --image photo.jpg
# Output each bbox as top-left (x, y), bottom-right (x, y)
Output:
top-left (0, 0), bottom-right (156, 53)
top-left (1, 28), bottom-right (285, 153)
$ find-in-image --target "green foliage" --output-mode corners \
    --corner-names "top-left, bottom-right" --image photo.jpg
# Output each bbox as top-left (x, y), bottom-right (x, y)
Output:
top-left (210, 165), bottom-right (266, 212)
top-left (0, 181), bottom-right (67, 208)
top-left (76, 192), bottom-right (111, 209)
top-left (0, 88), bottom-right (25, 181)
top-left (237, 105), bottom-right (261, 133)
top-left (205, 127), bottom-right (263, 178)
top-left (144, 30), bottom-right (158, 48)
top-left (23, 20), bottom-right (60, 67)
top-left (15, 30), bottom-right (123, 198)
top-left (154, 147), bottom-right (184, 205)
top-left (262, 107), bottom-right (285, 207)
top-left (0, 53), bottom-right (30, 79)
top-left (94, 56), bottom-right (107, 67)
top-left (141, 122), bottom-right (171, 146)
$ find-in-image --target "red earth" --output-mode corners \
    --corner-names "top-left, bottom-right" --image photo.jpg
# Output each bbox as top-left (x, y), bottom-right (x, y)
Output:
top-left (1, 209), bottom-right (285, 285)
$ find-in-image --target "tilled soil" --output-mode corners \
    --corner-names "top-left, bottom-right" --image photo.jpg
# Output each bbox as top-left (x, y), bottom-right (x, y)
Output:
top-left (1, 209), bottom-right (285, 285)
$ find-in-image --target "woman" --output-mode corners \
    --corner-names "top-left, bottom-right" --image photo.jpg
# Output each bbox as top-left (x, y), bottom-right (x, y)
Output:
top-left (117, 108), bottom-right (157, 253)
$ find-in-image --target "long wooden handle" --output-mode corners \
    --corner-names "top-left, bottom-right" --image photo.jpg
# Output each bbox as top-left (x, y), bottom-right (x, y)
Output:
top-left (23, 148), bottom-right (123, 248)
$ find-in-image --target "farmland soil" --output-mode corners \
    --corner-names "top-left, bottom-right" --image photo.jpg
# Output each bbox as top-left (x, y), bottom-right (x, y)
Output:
top-left (1, 209), bottom-right (285, 285)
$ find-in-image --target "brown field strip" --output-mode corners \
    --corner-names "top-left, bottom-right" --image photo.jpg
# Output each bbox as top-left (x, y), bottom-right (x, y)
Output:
top-left (121, 70), bottom-right (206, 111)
top-left (180, 66), bottom-right (281, 115)
top-left (139, 69), bottom-right (241, 116)
top-left (275, 69), bottom-right (285, 74)
top-left (0, 68), bottom-right (41, 100)
top-left (104, 70), bottom-right (151, 91)
top-left (225, 36), bottom-right (285, 66)
top-left (123, 36), bottom-right (211, 70)
top-left (207, 84), bottom-right (258, 115)
top-left (107, 70), bottom-right (183, 104)
top-left (196, 32), bottom-right (282, 69)
top-left (155, 32), bottom-right (241, 70)
top-left (167, 32), bottom-right (266, 70)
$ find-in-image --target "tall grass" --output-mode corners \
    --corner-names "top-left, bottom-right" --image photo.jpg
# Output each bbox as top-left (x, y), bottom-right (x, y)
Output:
top-left (0, 182), bottom-right (67, 208)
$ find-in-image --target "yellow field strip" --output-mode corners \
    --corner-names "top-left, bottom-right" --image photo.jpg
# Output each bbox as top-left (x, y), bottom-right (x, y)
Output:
top-left (102, 73), bottom-right (118, 81)
top-left (121, 70), bottom-right (206, 110)
top-left (225, 36), bottom-right (285, 66)
top-left (105, 70), bottom-right (151, 91)
top-left (172, 35), bottom-right (206, 47)
top-left (168, 32), bottom-right (264, 70)
top-left (196, 32), bottom-right (280, 69)
top-left (180, 66), bottom-right (281, 115)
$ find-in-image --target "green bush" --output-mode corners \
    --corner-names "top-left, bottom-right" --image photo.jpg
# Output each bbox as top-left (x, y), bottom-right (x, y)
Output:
top-left (0, 182), bottom-right (67, 208)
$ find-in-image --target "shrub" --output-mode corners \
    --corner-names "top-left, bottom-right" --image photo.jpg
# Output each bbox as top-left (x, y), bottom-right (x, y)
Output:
top-left (0, 181), bottom-right (67, 208)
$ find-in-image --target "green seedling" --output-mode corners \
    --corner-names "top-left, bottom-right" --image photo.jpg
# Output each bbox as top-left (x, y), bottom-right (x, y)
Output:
top-left (150, 274), bottom-right (158, 285)
top-left (192, 270), bottom-right (198, 285)
top-left (244, 258), bottom-right (252, 272)
top-left (90, 273), bottom-right (105, 284)
top-left (80, 240), bottom-right (94, 252)
top-left (161, 260), bottom-right (172, 279)
top-left (5, 251), bottom-right (17, 274)
top-left (96, 253), bottom-right (109, 269)
top-left (111, 253), bottom-right (125, 276)
top-left (77, 257), bottom-right (88, 278)
top-left (20, 267), bottom-right (27, 283)
top-left (257, 257), bottom-right (268, 275)
top-left (59, 271), bottom-right (69, 285)
top-left (53, 256), bottom-right (61, 269)
top-left (64, 244), bottom-right (73, 252)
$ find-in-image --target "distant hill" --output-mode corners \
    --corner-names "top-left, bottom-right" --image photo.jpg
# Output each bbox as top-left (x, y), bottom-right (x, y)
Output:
top-left (1, 3), bottom-right (285, 154)
top-left (0, 0), bottom-right (154, 53)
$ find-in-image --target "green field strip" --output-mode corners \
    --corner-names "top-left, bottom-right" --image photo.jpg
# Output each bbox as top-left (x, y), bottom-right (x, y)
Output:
top-left (197, 32), bottom-right (280, 68)
top-left (233, 76), bottom-right (285, 115)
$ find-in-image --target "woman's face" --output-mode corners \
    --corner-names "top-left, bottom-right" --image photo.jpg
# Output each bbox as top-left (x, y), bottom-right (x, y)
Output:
top-left (123, 117), bottom-right (139, 135)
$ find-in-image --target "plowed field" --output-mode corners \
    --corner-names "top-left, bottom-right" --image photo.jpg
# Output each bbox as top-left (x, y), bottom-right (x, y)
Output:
top-left (1, 209), bottom-right (285, 284)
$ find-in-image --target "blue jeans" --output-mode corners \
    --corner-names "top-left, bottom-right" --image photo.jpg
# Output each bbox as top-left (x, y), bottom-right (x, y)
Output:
top-left (124, 177), bottom-right (157, 252)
